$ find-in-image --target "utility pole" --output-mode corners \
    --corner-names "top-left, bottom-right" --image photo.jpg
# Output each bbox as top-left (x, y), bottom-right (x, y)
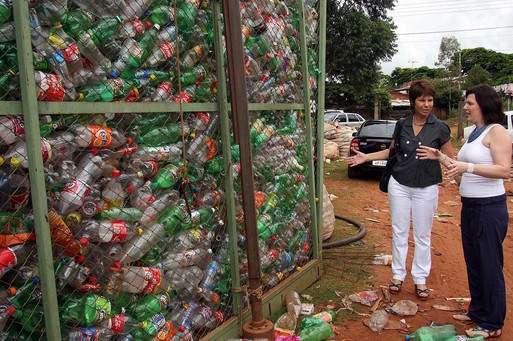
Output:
top-left (457, 51), bottom-right (464, 139)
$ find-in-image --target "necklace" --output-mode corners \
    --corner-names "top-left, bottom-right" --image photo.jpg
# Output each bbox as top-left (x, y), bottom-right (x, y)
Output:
top-left (413, 116), bottom-right (426, 126)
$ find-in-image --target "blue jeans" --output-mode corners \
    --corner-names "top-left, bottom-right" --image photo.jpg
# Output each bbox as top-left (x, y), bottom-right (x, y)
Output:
top-left (461, 194), bottom-right (508, 330)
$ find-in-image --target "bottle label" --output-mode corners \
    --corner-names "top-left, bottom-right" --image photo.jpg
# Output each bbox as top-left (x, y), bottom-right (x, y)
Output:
top-left (157, 82), bottom-right (173, 94)
top-left (87, 125), bottom-right (113, 148)
top-left (142, 268), bottom-right (162, 294)
top-left (77, 327), bottom-right (100, 339)
top-left (62, 43), bottom-right (81, 63)
top-left (0, 247), bottom-right (17, 277)
top-left (132, 19), bottom-right (145, 35)
top-left (196, 112), bottom-right (210, 126)
top-left (36, 73), bottom-right (65, 101)
top-left (155, 321), bottom-right (176, 341)
top-left (9, 191), bottom-right (29, 211)
top-left (141, 313), bottom-right (166, 334)
top-left (7, 117), bottom-right (24, 136)
top-left (109, 314), bottom-right (126, 335)
top-left (159, 42), bottom-right (174, 60)
top-left (110, 220), bottom-right (128, 242)
top-left (41, 138), bottom-right (51, 162)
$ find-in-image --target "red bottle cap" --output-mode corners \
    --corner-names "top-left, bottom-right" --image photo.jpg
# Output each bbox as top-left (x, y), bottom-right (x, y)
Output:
top-left (79, 236), bottom-right (90, 247)
top-left (111, 261), bottom-right (122, 272)
top-left (111, 169), bottom-right (121, 177)
top-left (75, 255), bottom-right (86, 264)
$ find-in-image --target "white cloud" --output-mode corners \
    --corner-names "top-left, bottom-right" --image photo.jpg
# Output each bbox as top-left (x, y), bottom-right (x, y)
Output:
top-left (381, 0), bottom-right (513, 74)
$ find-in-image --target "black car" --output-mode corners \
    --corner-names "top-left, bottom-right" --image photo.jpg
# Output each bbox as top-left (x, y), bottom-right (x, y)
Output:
top-left (347, 120), bottom-right (397, 178)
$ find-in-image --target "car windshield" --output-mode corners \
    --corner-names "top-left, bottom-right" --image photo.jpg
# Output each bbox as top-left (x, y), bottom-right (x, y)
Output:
top-left (325, 112), bottom-right (338, 120)
top-left (360, 122), bottom-right (396, 138)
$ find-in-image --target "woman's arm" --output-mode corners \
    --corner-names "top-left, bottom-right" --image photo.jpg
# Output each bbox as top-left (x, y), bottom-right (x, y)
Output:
top-left (344, 143), bottom-right (391, 167)
top-left (447, 126), bottom-right (512, 179)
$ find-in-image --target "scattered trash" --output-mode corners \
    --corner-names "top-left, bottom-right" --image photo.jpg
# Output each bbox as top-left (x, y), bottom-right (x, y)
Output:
top-left (276, 336), bottom-right (301, 341)
top-left (406, 324), bottom-right (456, 341)
top-left (365, 218), bottom-right (381, 223)
top-left (365, 310), bottom-right (389, 332)
top-left (275, 312), bottom-right (297, 336)
top-left (313, 310), bottom-right (336, 323)
top-left (326, 159), bottom-right (331, 164)
top-left (389, 300), bottom-right (418, 316)
top-left (432, 304), bottom-right (464, 312)
top-left (384, 319), bottom-right (408, 331)
top-left (285, 291), bottom-right (302, 320)
top-left (348, 290), bottom-right (379, 307)
top-left (452, 314), bottom-right (472, 322)
top-left (372, 254), bottom-right (393, 266)
top-left (301, 303), bottom-right (315, 315)
top-left (381, 286), bottom-right (391, 302)
top-left (434, 251), bottom-right (443, 256)
top-left (299, 313), bottom-right (335, 341)
top-left (446, 297), bottom-right (471, 304)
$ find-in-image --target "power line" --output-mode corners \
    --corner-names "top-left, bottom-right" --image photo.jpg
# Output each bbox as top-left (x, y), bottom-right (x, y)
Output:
top-left (397, 25), bottom-right (513, 36)
top-left (394, 0), bottom-right (509, 11)
top-left (398, 32), bottom-right (513, 43)
top-left (394, 5), bottom-right (513, 17)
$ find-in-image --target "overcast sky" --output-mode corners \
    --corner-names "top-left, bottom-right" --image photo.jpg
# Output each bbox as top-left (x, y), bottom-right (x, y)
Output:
top-left (380, 0), bottom-right (513, 74)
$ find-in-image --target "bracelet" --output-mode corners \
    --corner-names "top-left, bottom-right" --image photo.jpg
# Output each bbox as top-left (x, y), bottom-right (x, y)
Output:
top-left (441, 154), bottom-right (448, 164)
top-left (466, 163), bottom-right (475, 174)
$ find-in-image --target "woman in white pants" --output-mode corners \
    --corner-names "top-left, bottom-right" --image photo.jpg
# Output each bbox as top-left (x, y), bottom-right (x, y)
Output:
top-left (346, 80), bottom-right (454, 299)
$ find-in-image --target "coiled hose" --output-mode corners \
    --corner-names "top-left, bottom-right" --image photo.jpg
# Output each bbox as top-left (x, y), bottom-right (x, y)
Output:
top-left (322, 214), bottom-right (367, 249)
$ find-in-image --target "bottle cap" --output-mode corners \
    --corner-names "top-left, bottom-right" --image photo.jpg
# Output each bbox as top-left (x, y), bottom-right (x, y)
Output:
top-left (6, 287), bottom-right (16, 296)
top-left (79, 236), bottom-right (89, 248)
top-left (111, 261), bottom-right (122, 272)
top-left (4, 305), bottom-right (16, 316)
top-left (75, 255), bottom-right (86, 264)
top-left (10, 157), bottom-right (21, 168)
top-left (77, 93), bottom-right (85, 101)
top-left (126, 136), bottom-right (134, 145)
top-left (111, 169), bottom-right (121, 178)
top-left (110, 70), bottom-right (120, 78)
top-left (135, 227), bottom-right (144, 236)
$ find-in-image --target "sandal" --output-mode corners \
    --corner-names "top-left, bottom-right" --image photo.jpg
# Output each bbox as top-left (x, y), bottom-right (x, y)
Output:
top-left (415, 284), bottom-right (430, 300)
top-left (453, 313), bottom-right (472, 322)
top-left (466, 326), bottom-right (502, 339)
top-left (389, 280), bottom-right (402, 294)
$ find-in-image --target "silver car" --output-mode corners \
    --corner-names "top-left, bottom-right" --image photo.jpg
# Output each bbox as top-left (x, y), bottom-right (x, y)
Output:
top-left (324, 110), bottom-right (365, 128)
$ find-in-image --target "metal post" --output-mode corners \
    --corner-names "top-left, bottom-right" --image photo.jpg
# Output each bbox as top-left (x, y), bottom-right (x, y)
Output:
top-left (221, 0), bottom-right (274, 339)
top-left (13, 1), bottom-right (62, 340)
top-left (297, 0), bottom-right (320, 259)
top-left (315, 0), bottom-right (327, 260)
top-left (212, 0), bottom-right (241, 317)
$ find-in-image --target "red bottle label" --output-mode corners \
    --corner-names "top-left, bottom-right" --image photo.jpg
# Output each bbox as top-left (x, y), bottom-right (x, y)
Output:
top-left (196, 112), bottom-right (210, 125)
top-left (62, 43), bottom-right (81, 63)
top-left (0, 248), bottom-right (17, 277)
top-left (9, 191), bottom-right (29, 211)
top-left (110, 220), bottom-right (128, 242)
top-left (159, 42), bottom-right (174, 60)
top-left (40, 139), bottom-right (51, 162)
top-left (132, 19), bottom-right (145, 35)
top-left (8, 117), bottom-right (24, 136)
top-left (110, 314), bottom-right (126, 335)
top-left (142, 267), bottom-right (162, 294)
top-left (157, 82), bottom-right (173, 94)
top-left (37, 73), bottom-right (65, 101)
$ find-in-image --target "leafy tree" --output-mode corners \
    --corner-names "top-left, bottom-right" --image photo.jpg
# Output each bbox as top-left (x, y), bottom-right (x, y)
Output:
top-left (436, 36), bottom-right (461, 75)
top-left (464, 64), bottom-right (491, 88)
top-left (459, 48), bottom-right (513, 85)
top-left (325, 0), bottom-right (397, 108)
top-left (389, 66), bottom-right (446, 88)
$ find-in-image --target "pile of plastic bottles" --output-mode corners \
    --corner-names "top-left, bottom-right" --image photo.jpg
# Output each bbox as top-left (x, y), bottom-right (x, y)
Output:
top-left (0, 0), bottom-right (320, 340)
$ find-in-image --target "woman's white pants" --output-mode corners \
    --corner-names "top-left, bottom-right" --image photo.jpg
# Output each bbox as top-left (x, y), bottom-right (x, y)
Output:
top-left (388, 176), bottom-right (438, 285)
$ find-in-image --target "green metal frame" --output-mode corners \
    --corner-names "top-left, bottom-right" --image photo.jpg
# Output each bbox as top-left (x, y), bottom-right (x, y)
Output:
top-left (6, 0), bottom-right (326, 339)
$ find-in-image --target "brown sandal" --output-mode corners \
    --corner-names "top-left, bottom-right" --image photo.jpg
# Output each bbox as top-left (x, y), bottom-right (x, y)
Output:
top-left (415, 284), bottom-right (430, 300)
top-left (389, 280), bottom-right (402, 294)
top-left (466, 326), bottom-right (502, 339)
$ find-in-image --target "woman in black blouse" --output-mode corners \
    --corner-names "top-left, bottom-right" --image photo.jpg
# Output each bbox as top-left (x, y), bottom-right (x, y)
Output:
top-left (346, 80), bottom-right (455, 299)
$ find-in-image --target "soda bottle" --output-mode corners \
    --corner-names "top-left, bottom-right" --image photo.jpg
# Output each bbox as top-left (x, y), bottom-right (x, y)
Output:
top-left (0, 116), bottom-right (24, 146)
top-left (0, 304), bottom-right (15, 332)
top-left (61, 293), bottom-right (112, 326)
top-left (61, 9), bottom-right (95, 39)
top-left (0, 244), bottom-right (33, 279)
top-left (34, 71), bottom-right (66, 101)
top-left (151, 163), bottom-right (186, 191)
top-left (405, 325), bottom-right (457, 341)
top-left (149, 80), bottom-right (173, 102)
top-left (199, 260), bottom-right (220, 291)
top-left (165, 265), bottom-right (203, 290)
top-left (89, 16), bottom-right (123, 46)
top-left (81, 220), bottom-right (143, 244)
top-left (172, 229), bottom-right (212, 251)
top-left (76, 30), bottom-right (112, 72)
top-left (0, 1), bottom-right (11, 24)
top-left (183, 305), bottom-right (223, 331)
top-left (180, 65), bottom-right (207, 87)
top-left (195, 189), bottom-right (223, 208)
top-left (143, 41), bottom-right (176, 68)
top-left (119, 223), bottom-right (165, 264)
top-left (140, 190), bottom-right (180, 227)
top-left (47, 210), bottom-right (85, 257)
top-left (130, 160), bottom-right (160, 179)
top-left (138, 122), bottom-right (187, 147)
top-left (134, 144), bottom-right (183, 162)
top-left (128, 292), bottom-right (170, 322)
top-left (107, 266), bottom-right (170, 294)
top-left (181, 45), bottom-right (205, 70)
top-left (158, 248), bottom-right (211, 271)
top-left (102, 176), bottom-right (128, 208)
top-left (116, 18), bottom-right (146, 39)
top-left (77, 78), bottom-right (139, 102)
top-left (98, 207), bottom-right (143, 223)
top-left (56, 257), bottom-right (94, 291)
top-left (156, 25), bottom-right (177, 43)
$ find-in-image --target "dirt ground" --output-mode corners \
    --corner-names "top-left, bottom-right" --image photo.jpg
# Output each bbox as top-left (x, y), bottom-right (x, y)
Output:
top-left (322, 161), bottom-right (513, 340)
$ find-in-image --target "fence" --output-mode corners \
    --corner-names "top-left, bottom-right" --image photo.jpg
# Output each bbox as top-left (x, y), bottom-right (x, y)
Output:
top-left (0, 0), bottom-right (325, 339)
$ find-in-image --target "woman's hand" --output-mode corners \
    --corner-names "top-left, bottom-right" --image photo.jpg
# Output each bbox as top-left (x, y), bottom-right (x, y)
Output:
top-left (416, 146), bottom-right (441, 161)
top-left (446, 161), bottom-right (469, 178)
top-left (344, 149), bottom-right (368, 167)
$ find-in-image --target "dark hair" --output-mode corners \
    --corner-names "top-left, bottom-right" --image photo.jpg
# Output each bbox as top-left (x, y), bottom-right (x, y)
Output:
top-left (409, 80), bottom-right (436, 109)
top-left (466, 84), bottom-right (504, 124)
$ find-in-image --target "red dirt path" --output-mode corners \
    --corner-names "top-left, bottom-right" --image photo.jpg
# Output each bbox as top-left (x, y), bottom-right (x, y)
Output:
top-left (324, 170), bottom-right (513, 340)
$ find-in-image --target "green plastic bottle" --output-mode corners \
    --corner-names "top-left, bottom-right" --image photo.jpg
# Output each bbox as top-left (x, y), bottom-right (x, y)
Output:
top-left (61, 9), bottom-right (95, 38)
top-left (137, 124), bottom-right (182, 146)
top-left (0, 1), bottom-right (11, 25)
top-left (113, 25), bottom-right (159, 75)
top-left (9, 277), bottom-right (40, 309)
top-left (205, 156), bottom-right (223, 176)
top-left (133, 113), bottom-right (170, 135)
top-left (159, 200), bottom-right (190, 235)
top-left (149, 2), bottom-right (198, 32)
top-left (180, 65), bottom-right (207, 86)
top-left (39, 114), bottom-right (78, 137)
top-left (89, 16), bottom-right (123, 46)
top-left (98, 207), bottom-right (143, 223)
top-left (78, 78), bottom-right (139, 102)
top-left (61, 294), bottom-right (112, 326)
top-left (129, 293), bottom-right (170, 321)
top-left (13, 306), bottom-right (45, 332)
top-left (405, 325), bottom-right (457, 341)
top-left (151, 163), bottom-right (184, 191)
top-left (299, 318), bottom-right (333, 341)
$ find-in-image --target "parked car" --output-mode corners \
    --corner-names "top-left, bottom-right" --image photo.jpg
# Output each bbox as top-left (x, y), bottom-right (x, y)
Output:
top-left (325, 110), bottom-right (365, 128)
top-left (463, 110), bottom-right (513, 141)
top-left (347, 120), bottom-right (397, 178)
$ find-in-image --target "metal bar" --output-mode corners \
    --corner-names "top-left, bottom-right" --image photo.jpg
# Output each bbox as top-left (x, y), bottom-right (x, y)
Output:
top-left (0, 101), bottom-right (304, 115)
top-left (297, 0), bottom-right (320, 259)
top-left (13, 1), bottom-right (62, 340)
top-left (315, 0), bottom-right (327, 260)
top-left (212, 0), bottom-right (241, 317)
top-left (221, 0), bottom-right (270, 333)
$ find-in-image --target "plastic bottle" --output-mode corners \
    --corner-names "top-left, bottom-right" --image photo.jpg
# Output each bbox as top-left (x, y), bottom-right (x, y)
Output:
top-left (285, 291), bottom-right (301, 319)
top-left (405, 325), bottom-right (457, 341)
top-left (81, 220), bottom-right (142, 244)
top-left (199, 260), bottom-right (220, 291)
top-left (158, 248), bottom-right (212, 271)
top-left (151, 163), bottom-right (185, 191)
top-left (107, 266), bottom-right (170, 294)
top-left (61, 293), bottom-right (112, 326)
top-left (77, 78), bottom-right (139, 102)
top-left (165, 265), bottom-right (203, 290)
top-left (119, 223), bottom-right (166, 264)
top-left (0, 244), bottom-right (33, 278)
top-left (140, 190), bottom-right (179, 227)
top-left (133, 143), bottom-right (183, 162)
top-left (47, 210), bottom-right (84, 257)
top-left (0, 1), bottom-right (11, 24)
top-left (129, 292), bottom-right (170, 321)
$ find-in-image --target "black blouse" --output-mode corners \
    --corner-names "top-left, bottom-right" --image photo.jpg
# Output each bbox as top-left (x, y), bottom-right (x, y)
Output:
top-left (391, 113), bottom-right (451, 188)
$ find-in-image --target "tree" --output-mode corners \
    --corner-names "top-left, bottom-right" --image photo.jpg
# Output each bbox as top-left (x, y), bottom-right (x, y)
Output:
top-left (325, 0), bottom-right (397, 108)
top-left (464, 64), bottom-right (491, 88)
top-left (460, 48), bottom-right (513, 85)
top-left (389, 66), bottom-right (446, 88)
top-left (436, 36), bottom-right (461, 75)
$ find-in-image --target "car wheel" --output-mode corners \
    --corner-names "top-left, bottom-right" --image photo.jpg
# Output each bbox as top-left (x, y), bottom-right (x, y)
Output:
top-left (347, 166), bottom-right (360, 179)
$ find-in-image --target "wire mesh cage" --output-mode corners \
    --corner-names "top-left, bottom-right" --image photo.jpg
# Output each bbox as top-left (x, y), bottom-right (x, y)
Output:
top-left (0, 0), bottom-right (324, 339)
